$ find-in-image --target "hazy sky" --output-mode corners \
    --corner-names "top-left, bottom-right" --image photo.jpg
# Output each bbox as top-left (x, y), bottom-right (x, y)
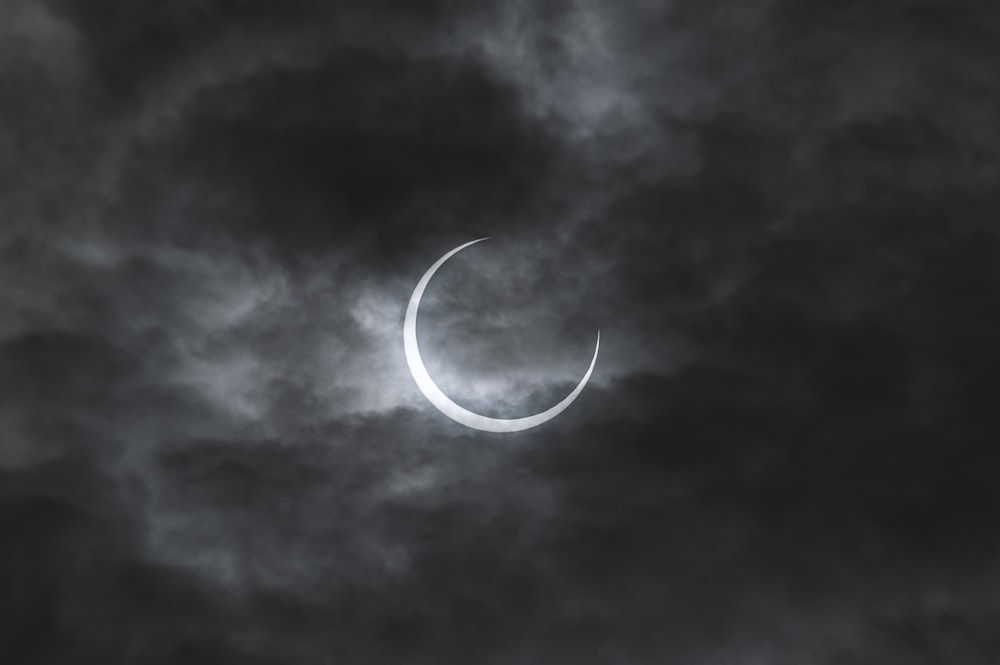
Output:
top-left (2, 1), bottom-right (1000, 663)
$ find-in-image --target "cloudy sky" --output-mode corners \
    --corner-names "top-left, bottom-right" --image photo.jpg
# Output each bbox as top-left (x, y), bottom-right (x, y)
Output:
top-left (2, 0), bottom-right (1000, 662)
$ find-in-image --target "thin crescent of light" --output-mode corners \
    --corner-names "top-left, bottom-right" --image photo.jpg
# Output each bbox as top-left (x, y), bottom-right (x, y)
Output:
top-left (403, 238), bottom-right (600, 433)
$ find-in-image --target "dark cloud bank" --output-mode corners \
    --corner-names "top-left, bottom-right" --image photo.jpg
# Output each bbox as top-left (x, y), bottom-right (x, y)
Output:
top-left (2, 0), bottom-right (1000, 663)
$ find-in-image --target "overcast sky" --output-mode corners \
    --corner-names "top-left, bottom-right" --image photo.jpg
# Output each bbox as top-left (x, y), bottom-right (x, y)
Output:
top-left (2, 0), bottom-right (1000, 663)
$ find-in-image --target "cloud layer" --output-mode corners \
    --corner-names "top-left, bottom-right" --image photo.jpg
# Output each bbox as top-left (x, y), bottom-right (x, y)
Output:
top-left (2, 0), bottom-right (1000, 663)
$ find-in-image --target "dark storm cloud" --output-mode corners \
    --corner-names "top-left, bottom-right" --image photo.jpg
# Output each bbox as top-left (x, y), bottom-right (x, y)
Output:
top-left (3, 0), bottom-right (1000, 662)
top-left (113, 52), bottom-right (554, 257)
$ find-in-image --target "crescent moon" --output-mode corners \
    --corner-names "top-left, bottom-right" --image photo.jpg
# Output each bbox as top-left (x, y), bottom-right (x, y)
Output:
top-left (403, 238), bottom-right (599, 433)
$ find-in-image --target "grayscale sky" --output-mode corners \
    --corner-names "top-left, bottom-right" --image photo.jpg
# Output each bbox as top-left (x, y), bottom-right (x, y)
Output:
top-left (2, 1), bottom-right (1000, 663)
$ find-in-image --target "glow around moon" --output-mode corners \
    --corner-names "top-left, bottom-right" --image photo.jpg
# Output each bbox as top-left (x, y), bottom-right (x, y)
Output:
top-left (403, 238), bottom-right (600, 433)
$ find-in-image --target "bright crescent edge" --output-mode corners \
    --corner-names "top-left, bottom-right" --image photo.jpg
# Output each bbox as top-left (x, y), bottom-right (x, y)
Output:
top-left (403, 238), bottom-right (600, 433)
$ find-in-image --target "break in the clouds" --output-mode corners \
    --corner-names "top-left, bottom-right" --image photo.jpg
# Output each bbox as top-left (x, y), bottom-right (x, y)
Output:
top-left (3, 1), bottom-right (1000, 663)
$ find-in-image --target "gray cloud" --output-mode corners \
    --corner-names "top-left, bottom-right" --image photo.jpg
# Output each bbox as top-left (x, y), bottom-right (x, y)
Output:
top-left (2, 0), bottom-right (1000, 663)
